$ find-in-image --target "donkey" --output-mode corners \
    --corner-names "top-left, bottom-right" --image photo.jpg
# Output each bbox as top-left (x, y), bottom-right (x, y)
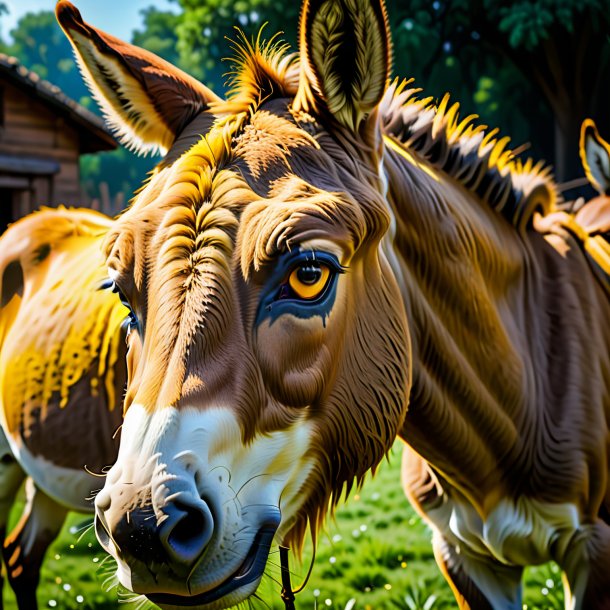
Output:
top-left (536, 119), bottom-right (610, 291)
top-left (573, 119), bottom-right (610, 237)
top-left (0, 207), bottom-right (127, 609)
top-left (56, 0), bottom-right (610, 608)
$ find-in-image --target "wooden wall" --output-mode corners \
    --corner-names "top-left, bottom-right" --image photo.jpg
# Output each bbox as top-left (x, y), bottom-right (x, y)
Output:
top-left (0, 80), bottom-right (82, 214)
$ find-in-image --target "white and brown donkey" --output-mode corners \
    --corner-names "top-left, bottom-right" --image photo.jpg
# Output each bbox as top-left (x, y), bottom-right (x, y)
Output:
top-left (25, 0), bottom-right (610, 608)
top-left (0, 208), bottom-right (127, 609)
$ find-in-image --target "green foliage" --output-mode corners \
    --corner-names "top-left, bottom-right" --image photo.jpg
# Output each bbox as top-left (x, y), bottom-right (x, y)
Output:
top-left (170, 0), bottom-right (299, 91)
top-left (4, 10), bottom-right (90, 103)
top-left (496, 0), bottom-right (603, 50)
top-left (2, 0), bottom-right (607, 195)
top-left (131, 7), bottom-right (181, 66)
top-left (393, 579), bottom-right (443, 610)
top-left (171, 0), bottom-right (608, 178)
top-left (167, 0), bottom-right (574, 163)
top-left (80, 148), bottom-right (158, 203)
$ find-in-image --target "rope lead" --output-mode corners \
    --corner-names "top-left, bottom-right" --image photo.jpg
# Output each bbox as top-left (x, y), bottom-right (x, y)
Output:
top-left (279, 545), bottom-right (296, 610)
top-left (279, 544), bottom-right (317, 609)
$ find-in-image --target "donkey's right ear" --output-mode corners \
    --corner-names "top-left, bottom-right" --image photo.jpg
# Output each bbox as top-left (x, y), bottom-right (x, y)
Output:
top-left (56, 1), bottom-right (222, 155)
top-left (580, 118), bottom-right (610, 196)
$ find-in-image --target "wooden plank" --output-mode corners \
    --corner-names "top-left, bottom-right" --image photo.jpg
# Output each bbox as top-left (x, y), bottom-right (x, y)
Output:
top-left (0, 143), bottom-right (78, 162)
top-left (31, 176), bottom-right (50, 204)
top-left (0, 176), bottom-right (29, 188)
top-left (3, 121), bottom-right (79, 148)
top-left (55, 162), bottom-right (79, 183)
top-left (6, 113), bottom-right (55, 130)
top-left (0, 155), bottom-right (59, 175)
top-left (3, 85), bottom-right (80, 151)
top-left (53, 187), bottom-right (82, 206)
top-left (14, 189), bottom-right (31, 217)
top-left (2, 126), bottom-right (57, 148)
top-left (56, 126), bottom-right (79, 149)
top-left (4, 85), bottom-right (56, 119)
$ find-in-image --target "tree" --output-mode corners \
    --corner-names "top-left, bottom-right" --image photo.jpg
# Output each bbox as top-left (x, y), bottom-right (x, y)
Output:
top-left (0, 2), bottom-right (9, 44)
top-left (385, 0), bottom-right (610, 181)
top-left (5, 10), bottom-right (91, 107)
top-left (131, 6), bottom-right (182, 67)
top-left (170, 0), bottom-right (299, 91)
top-left (481, 0), bottom-right (610, 181)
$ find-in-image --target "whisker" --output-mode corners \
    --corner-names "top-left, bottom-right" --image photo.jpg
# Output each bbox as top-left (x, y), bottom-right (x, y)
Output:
top-left (98, 554), bottom-right (114, 567)
top-left (233, 473), bottom-right (274, 501)
top-left (86, 488), bottom-right (103, 501)
top-left (260, 569), bottom-right (283, 588)
top-left (208, 464), bottom-right (233, 485)
top-left (76, 521), bottom-right (95, 543)
top-left (251, 591), bottom-right (273, 610)
top-left (84, 465), bottom-right (108, 477)
top-left (264, 559), bottom-right (302, 578)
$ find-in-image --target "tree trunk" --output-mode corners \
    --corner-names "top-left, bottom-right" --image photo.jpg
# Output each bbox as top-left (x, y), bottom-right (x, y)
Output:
top-left (481, 8), bottom-right (610, 185)
top-left (553, 111), bottom-right (583, 185)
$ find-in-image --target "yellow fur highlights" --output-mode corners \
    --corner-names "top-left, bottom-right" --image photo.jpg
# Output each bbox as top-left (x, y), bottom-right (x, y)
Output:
top-left (383, 135), bottom-right (440, 182)
top-left (0, 209), bottom-right (128, 434)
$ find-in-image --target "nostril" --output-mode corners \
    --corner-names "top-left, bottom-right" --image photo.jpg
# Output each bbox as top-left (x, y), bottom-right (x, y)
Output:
top-left (167, 501), bottom-right (205, 551)
top-left (159, 498), bottom-right (214, 571)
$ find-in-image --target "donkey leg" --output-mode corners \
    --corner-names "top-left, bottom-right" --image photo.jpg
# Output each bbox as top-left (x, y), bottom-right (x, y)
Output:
top-left (432, 531), bottom-right (524, 610)
top-left (562, 520), bottom-right (610, 610)
top-left (3, 479), bottom-right (67, 610)
top-left (0, 438), bottom-right (26, 610)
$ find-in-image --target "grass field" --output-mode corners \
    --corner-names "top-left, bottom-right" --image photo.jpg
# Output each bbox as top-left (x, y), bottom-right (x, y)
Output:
top-left (3, 443), bottom-right (565, 609)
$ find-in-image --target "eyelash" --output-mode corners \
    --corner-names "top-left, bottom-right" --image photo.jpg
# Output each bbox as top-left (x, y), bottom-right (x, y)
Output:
top-left (101, 279), bottom-right (138, 329)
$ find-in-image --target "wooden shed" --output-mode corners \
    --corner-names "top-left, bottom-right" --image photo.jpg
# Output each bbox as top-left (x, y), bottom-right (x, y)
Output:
top-left (0, 54), bottom-right (116, 233)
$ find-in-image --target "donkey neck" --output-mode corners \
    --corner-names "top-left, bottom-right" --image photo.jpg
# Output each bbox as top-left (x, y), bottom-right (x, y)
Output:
top-left (380, 145), bottom-right (581, 507)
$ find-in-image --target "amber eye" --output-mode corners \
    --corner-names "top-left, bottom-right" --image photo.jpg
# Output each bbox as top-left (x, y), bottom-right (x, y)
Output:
top-left (288, 263), bottom-right (331, 300)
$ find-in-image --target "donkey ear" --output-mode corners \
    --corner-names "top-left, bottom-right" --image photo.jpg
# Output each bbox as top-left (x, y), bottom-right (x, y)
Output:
top-left (580, 119), bottom-right (610, 196)
top-left (296, 0), bottom-right (392, 133)
top-left (56, 1), bottom-right (222, 155)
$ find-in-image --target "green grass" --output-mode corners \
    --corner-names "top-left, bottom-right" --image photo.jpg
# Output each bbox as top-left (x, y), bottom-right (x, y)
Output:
top-left (3, 444), bottom-right (564, 609)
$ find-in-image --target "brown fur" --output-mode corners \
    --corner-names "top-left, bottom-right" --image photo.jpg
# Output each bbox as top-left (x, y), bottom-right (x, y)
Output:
top-left (55, 1), bottom-right (610, 608)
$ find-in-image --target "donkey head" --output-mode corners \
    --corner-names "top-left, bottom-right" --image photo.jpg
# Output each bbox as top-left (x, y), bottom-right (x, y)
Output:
top-left (57, 0), bottom-right (410, 606)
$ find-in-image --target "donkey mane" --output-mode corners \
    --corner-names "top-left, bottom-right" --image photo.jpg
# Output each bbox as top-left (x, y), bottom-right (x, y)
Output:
top-left (220, 30), bottom-right (300, 115)
top-left (379, 79), bottom-right (559, 230)
top-left (217, 35), bottom-right (559, 233)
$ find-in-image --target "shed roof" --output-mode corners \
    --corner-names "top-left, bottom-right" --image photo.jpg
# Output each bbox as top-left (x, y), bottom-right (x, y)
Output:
top-left (0, 54), bottom-right (116, 154)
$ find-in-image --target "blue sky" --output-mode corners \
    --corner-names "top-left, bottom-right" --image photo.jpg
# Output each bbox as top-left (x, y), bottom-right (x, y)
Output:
top-left (3, 1), bottom-right (178, 41)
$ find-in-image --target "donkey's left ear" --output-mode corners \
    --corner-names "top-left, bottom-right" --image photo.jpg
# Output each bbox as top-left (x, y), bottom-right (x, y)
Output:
top-left (580, 119), bottom-right (610, 196)
top-left (56, 1), bottom-right (222, 155)
top-left (295, 0), bottom-right (392, 135)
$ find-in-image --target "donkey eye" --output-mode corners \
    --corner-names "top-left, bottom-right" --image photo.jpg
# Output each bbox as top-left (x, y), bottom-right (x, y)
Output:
top-left (288, 263), bottom-right (331, 300)
top-left (101, 279), bottom-right (138, 329)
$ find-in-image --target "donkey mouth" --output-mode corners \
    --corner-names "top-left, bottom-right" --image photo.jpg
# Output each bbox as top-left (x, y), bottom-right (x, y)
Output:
top-left (147, 524), bottom-right (277, 608)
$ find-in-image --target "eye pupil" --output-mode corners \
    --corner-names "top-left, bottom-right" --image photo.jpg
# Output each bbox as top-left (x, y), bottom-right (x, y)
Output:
top-left (297, 265), bottom-right (322, 285)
